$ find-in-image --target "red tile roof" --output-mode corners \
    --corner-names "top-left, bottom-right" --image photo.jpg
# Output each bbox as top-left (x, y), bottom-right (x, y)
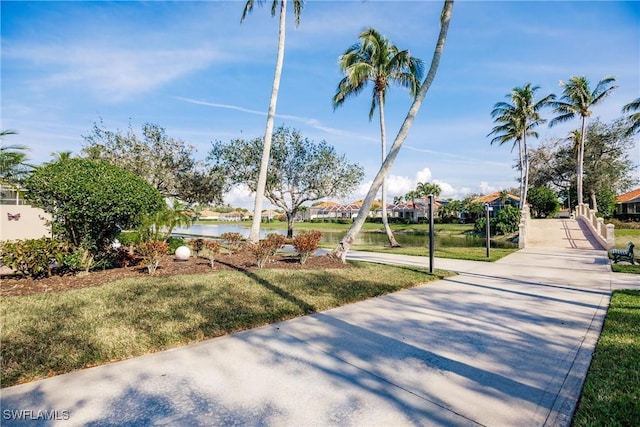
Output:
top-left (616, 188), bottom-right (640, 203)
top-left (472, 191), bottom-right (520, 204)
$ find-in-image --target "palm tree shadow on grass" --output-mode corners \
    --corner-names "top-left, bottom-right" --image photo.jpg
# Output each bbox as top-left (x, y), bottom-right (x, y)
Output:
top-left (215, 259), bottom-right (316, 314)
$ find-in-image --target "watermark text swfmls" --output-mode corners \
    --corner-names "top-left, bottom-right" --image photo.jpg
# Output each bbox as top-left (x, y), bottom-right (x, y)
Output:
top-left (2, 409), bottom-right (70, 421)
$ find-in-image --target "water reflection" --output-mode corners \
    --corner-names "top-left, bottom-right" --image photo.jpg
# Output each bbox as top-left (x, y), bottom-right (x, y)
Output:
top-left (173, 223), bottom-right (517, 249)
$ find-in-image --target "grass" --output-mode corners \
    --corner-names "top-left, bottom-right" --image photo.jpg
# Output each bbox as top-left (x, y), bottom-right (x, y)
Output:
top-left (0, 262), bottom-right (451, 388)
top-left (339, 245), bottom-right (517, 262)
top-left (614, 228), bottom-right (640, 248)
top-left (197, 219), bottom-right (472, 234)
top-left (572, 290), bottom-right (640, 426)
top-left (610, 229), bottom-right (639, 274)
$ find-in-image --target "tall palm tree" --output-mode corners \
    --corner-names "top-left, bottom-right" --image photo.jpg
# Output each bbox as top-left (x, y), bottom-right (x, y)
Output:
top-left (488, 84), bottom-right (554, 207)
top-left (549, 75), bottom-right (617, 207)
top-left (333, 28), bottom-right (424, 248)
top-left (331, 0), bottom-right (454, 262)
top-left (622, 97), bottom-right (640, 136)
top-left (241, 0), bottom-right (304, 242)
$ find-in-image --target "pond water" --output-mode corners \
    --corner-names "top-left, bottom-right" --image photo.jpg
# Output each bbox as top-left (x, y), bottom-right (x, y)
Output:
top-left (173, 223), bottom-right (517, 249)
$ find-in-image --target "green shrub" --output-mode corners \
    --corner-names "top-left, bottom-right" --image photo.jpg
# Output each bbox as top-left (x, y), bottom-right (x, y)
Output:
top-left (24, 158), bottom-right (164, 259)
top-left (137, 240), bottom-right (169, 274)
top-left (61, 247), bottom-right (94, 274)
top-left (0, 238), bottom-right (71, 278)
top-left (166, 237), bottom-right (185, 254)
top-left (474, 206), bottom-right (521, 236)
top-left (292, 231), bottom-right (323, 265)
top-left (116, 231), bottom-right (141, 247)
top-left (607, 219), bottom-right (640, 230)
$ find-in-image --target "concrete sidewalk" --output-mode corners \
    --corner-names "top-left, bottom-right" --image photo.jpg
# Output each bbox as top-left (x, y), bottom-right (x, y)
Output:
top-left (3, 243), bottom-right (635, 426)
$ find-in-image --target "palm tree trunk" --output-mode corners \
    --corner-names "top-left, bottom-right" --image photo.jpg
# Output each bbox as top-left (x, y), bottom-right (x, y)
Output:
top-left (522, 131), bottom-right (530, 206)
top-left (379, 93), bottom-right (400, 247)
top-left (577, 116), bottom-right (586, 206)
top-left (518, 138), bottom-right (524, 205)
top-left (330, 0), bottom-right (453, 262)
top-left (249, 0), bottom-right (286, 242)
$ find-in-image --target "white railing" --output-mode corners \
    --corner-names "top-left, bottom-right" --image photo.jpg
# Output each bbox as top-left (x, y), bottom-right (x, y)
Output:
top-left (518, 204), bottom-right (530, 249)
top-left (574, 203), bottom-right (615, 249)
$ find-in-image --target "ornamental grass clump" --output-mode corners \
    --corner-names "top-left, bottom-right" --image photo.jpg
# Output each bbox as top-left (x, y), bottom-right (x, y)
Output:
top-left (292, 231), bottom-right (323, 265)
top-left (201, 240), bottom-right (221, 268)
top-left (137, 240), bottom-right (169, 274)
top-left (221, 232), bottom-right (244, 254)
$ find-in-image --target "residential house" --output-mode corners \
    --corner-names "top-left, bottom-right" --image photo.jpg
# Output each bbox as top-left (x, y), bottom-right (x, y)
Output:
top-left (471, 191), bottom-right (521, 219)
top-left (614, 188), bottom-right (640, 220)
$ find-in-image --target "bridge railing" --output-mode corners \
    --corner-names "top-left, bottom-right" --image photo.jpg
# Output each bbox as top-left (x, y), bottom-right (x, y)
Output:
top-left (574, 203), bottom-right (615, 249)
top-left (518, 205), bottom-right (530, 249)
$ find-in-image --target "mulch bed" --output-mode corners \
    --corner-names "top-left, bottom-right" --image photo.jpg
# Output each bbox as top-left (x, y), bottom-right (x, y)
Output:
top-left (0, 250), bottom-right (351, 297)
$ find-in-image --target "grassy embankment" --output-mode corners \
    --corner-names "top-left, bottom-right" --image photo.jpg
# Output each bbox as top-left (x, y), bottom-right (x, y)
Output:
top-left (1, 262), bottom-right (451, 388)
top-left (573, 290), bottom-right (640, 426)
top-left (198, 220), bottom-right (519, 262)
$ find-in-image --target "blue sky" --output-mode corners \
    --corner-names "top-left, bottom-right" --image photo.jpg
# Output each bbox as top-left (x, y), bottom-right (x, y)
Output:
top-left (2, 0), bottom-right (639, 207)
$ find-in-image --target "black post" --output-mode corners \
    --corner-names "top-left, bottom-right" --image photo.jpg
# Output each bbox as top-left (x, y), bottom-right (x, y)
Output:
top-left (485, 203), bottom-right (490, 258)
top-left (429, 194), bottom-right (434, 273)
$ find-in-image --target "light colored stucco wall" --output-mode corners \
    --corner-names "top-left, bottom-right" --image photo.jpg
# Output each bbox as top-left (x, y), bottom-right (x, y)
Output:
top-left (0, 205), bottom-right (51, 241)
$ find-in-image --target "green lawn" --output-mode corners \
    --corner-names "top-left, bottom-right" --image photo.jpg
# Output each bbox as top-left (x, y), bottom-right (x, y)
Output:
top-left (338, 244), bottom-right (517, 262)
top-left (572, 290), bottom-right (640, 426)
top-left (610, 229), bottom-right (639, 273)
top-left (0, 262), bottom-right (451, 388)
top-left (197, 219), bottom-right (473, 234)
top-left (614, 228), bottom-right (640, 248)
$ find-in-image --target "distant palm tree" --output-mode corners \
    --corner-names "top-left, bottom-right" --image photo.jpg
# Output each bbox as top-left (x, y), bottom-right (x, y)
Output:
top-left (333, 27), bottom-right (424, 248)
top-left (0, 129), bottom-right (32, 187)
top-left (241, 0), bottom-right (305, 242)
top-left (489, 84), bottom-right (554, 206)
top-left (416, 181), bottom-right (441, 198)
top-left (622, 97), bottom-right (640, 136)
top-left (50, 151), bottom-right (73, 162)
top-left (549, 75), bottom-right (617, 207)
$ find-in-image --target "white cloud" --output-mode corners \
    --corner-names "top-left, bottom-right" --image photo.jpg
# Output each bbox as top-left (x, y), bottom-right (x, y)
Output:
top-left (222, 184), bottom-right (254, 209)
top-left (10, 44), bottom-right (220, 101)
top-left (415, 167), bottom-right (432, 183)
top-left (478, 181), bottom-right (498, 195)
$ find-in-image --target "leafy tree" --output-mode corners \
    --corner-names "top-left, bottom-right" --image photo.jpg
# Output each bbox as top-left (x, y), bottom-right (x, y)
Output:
top-left (209, 126), bottom-right (364, 237)
top-left (488, 84), bottom-right (554, 206)
top-left (622, 97), bottom-right (640, 136)
top-left (24, 158), bottom-right (164, 260)
top-left (549, 76), bottom-right (617, 206)
top-left (0, 130), bottom-right (32, 187)
top-left (582, 118), bottom-right (637, 212)
top-left (528, 119), bottom-right (637, 214)
top-left (527, 186), bottom-right (560, 218)
top-left (331, 0), bottom-right (454, 261)
top-left (333, 27), bottom-right (424, 248)
top-left (82, 120), bottom-right (224, 204)
top-left (241, 0), bottom-right (305, 242)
